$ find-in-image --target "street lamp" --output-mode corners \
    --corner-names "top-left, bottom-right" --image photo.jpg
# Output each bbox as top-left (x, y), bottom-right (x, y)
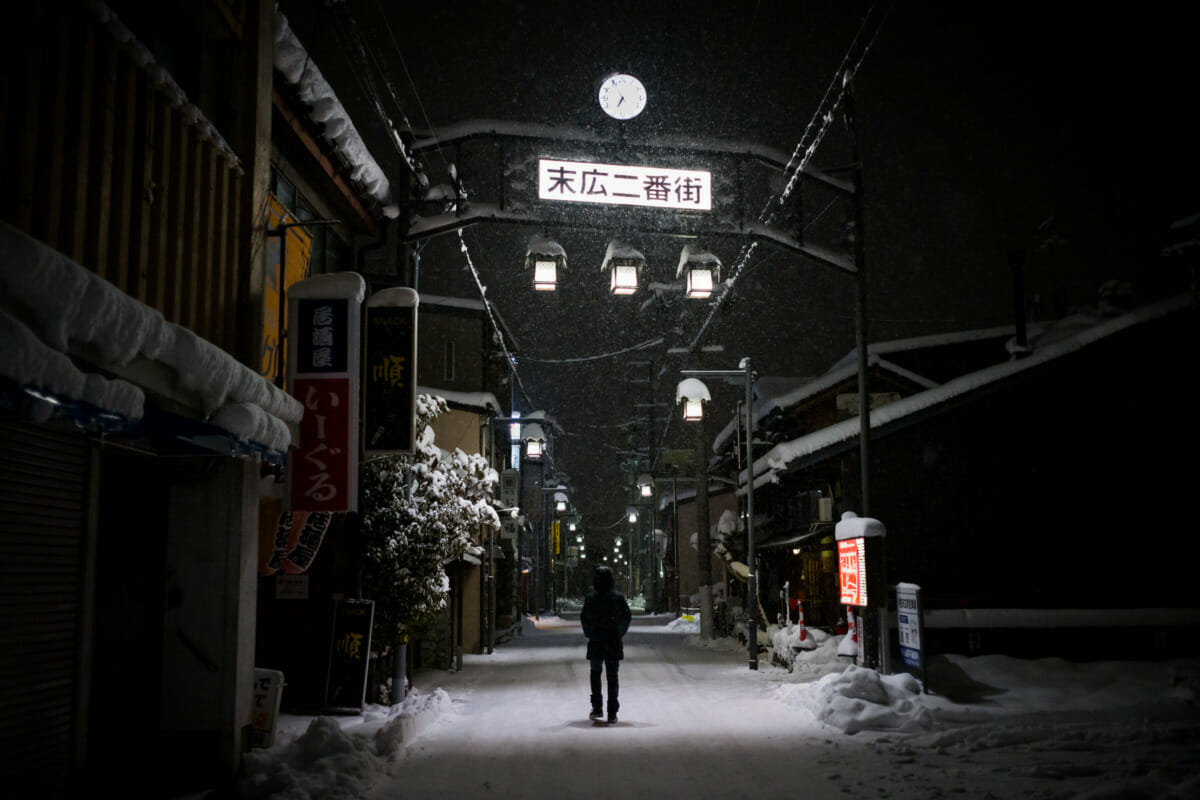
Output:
top-left (602, 239), bottom-right (645, 296)
top-left (626, 506), bottom-right (639, 524)
top-left (525, 233), bottom-right (566, 291)
top-left (675, 377), bottom-right (710, 421)
top-left (677, 357), bottom-right (759, 670)
top-left (522, 422), bottom-right (546, 459)
top-left (554, 491), bottom-right (568, 513)
top-left (637, 473), bottom-right (654, 498)
top-left (678, 244), bottom-right (721, 300)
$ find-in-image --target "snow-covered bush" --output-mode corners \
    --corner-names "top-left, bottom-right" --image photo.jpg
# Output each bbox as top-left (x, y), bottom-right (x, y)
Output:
top-left (360, 395), bottom-right (500, 644)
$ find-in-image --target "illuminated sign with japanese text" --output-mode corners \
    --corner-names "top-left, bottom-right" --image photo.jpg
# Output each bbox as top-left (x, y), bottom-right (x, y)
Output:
top-left (538, 158), bottom-right (712, 211)
top-left (838, 537), bottom-right (868, 606)
top-left (364, 288), bottom-right (418, 455)
top-left (287, 274), bottom-right (363, 514)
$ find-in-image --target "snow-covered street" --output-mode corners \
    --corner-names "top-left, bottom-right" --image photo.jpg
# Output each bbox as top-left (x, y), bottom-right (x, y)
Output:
top-left (241, 615), bottom-right (1200, 800)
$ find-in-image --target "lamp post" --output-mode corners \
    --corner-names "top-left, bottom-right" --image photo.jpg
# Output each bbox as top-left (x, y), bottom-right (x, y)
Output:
top-left (678, 357), bottom-right (758, 670)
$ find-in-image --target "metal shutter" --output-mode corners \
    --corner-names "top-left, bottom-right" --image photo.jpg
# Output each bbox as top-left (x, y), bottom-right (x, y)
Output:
top-left (0, 419), bottom-right (91, 796)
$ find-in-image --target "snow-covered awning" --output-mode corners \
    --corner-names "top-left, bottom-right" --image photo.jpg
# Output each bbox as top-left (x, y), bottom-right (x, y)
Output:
top-left (0, 222), bottom-right (302, 464)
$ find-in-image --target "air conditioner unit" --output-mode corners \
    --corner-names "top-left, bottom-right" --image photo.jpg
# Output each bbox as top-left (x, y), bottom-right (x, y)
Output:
top-left (818, 497), bottom-right (833, 523)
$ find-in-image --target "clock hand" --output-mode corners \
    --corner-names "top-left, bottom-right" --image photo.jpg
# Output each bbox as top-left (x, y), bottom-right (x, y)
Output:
top-left (618, 95), bottom-right (625, 107)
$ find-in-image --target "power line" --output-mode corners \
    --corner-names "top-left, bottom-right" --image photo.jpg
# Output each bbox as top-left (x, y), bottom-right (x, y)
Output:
top-left (686, 4), bottom-right (891, 355)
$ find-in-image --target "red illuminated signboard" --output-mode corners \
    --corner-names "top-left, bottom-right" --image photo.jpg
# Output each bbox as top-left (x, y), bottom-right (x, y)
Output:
top-left (287, 274), bottom-right (363, 513)
top-left (838, 537), bottom-right (868, 606)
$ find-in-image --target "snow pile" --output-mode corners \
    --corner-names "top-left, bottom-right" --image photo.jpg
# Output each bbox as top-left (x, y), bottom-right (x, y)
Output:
top-left (240, 689), bottom-right (453, 800)
top-left (665, 614), bottom-right (700, 633)
top-left (775, 664), bottom-right (934, 734)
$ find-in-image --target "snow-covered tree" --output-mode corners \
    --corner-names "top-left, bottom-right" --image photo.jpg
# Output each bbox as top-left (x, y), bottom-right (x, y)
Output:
top-left (360, 394), bottom-right (500, 642)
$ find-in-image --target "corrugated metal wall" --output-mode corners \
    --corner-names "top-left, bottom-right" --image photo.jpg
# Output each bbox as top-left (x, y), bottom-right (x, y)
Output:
top-left (0, 419), bottom-right (92, 797)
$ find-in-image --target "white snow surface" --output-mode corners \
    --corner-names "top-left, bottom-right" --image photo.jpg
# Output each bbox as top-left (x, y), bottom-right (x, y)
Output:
top-left (1, 221), bottom-right (301, 451)
top-left (238, 615), bottom-right (1200, 800)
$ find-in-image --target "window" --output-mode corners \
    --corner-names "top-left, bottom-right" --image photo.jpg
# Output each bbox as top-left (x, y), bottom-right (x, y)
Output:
top-left (268, 166), bottom-right (350, 276)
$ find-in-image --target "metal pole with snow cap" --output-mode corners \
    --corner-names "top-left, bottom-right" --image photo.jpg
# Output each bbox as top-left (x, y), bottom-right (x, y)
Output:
top-left (678, 358), bottom-right (759, 670)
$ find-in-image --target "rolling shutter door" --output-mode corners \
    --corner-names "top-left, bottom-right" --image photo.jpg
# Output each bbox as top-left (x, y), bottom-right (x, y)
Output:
top-left (0, 419), bottom-right (91, 795)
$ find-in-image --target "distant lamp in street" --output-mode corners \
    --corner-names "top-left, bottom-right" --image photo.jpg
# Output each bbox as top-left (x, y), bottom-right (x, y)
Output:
top-left (526, 234), bottom-right (566, 291)
top-left (554, 491), bottom-right (568, 513)
top-left (675, 377), bottom-right (711, 421)
top-left (653, 528), bottom-right (668, 558)
top-left (678, 244), bottom-right (721, 300)
top-left (626, 506), bottom-right (639, 524)
top-left (637, 473), bottom-right (654, 498)
top-left (602, 239), bottom-right (645, 296)
top-left (522, 422), bottom-right (546, 459)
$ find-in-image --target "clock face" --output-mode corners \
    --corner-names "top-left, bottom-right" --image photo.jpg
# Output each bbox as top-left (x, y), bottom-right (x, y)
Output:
top-left (598, 73), bottom-right (646, 120)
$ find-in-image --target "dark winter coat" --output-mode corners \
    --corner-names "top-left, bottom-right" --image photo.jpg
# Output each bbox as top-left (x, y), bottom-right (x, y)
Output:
top-left (580, 568), bottom-right (632, 661)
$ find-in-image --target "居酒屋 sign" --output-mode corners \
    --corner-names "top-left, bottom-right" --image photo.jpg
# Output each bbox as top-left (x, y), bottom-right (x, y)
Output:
top-left (287, 273), bottom-right (364, 513)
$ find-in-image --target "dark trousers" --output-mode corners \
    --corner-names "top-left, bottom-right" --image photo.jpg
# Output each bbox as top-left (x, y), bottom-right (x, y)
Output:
top-left (589, 658), bottom-right (620, 712)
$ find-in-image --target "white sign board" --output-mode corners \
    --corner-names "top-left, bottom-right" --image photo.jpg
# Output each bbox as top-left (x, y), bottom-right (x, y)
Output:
top-left (897, 582), bottom-right (923, 669)
top-left (500, 469), bottom-right (519, 509)
top-left (539, 158), bottom-right (712, 211)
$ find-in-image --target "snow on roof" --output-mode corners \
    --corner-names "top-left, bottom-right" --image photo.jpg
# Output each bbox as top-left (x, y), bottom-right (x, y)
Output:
top-left (1, 222), bottom-right (301, 456)
top-left (417, 386), bottom-right (501, 415)
top-left (601, 239), bottom-right (645, 269)
top-left (747, 293), bottom-right (1193, 491)
top-left (1, 310), bottom-right (144, 421)
top-left (828, 323), bottom-right (1026, 373)
top-left (712, 355), bottom-right (939, 454)
top-left (273, 10), bottom-right (391, 206)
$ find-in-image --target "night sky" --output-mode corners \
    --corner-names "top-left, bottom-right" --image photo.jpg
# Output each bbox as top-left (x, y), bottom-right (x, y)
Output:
top-left (282, 1), bottom-right (1198, 532)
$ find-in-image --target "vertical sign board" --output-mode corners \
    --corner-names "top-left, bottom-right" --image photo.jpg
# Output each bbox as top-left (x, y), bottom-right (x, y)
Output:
top-left (287, 273), bottom-right (364, 513)
top-left (500, 469), bottom-right (519, 510)
top-left (364, 288), bottom-right (419, 455)
top-left (896, 582), bottom-right (924, 672)
top-left (835, 513), bottom-right (886, 669)
top-left (323, 599), bottom-right (374, 712)
top-left (837, 537), bottom-right (868, 607)
top-left (250, 668), bottom-right (286, 748)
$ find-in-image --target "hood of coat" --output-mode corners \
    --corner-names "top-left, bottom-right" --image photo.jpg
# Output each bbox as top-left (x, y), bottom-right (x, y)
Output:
top-left (593, 565), bottom-right (615, 592)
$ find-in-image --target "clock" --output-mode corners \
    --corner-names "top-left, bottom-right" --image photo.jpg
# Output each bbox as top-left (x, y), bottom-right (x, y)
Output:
top-left (598, 73), bottom-right (646, 120)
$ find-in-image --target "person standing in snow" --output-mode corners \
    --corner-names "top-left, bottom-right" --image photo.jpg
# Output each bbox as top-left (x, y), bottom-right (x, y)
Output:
top-left (580, 565), bottom-right (632, 723)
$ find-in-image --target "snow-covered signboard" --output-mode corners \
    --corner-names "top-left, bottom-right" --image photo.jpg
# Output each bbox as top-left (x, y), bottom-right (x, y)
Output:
top-left (364, 288), bottom-right (418, 455)
top-left (538, 158), bottom-right (712, 211)
top-left (287, 273), bottom-right (364, 513)
top-left (838, 537), bottom-right (868, 606)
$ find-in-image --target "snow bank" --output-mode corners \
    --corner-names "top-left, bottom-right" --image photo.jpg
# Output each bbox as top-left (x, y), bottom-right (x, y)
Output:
top-left (775, 664), bottom-right (934, 734)
top-left (240, 689), bottom-right (453, 799)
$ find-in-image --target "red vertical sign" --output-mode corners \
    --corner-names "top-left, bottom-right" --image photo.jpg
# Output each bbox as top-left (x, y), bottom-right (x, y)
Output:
top-left (290, 377), bottom-right (351, 513)
top-left (287, 273), bottom-right (363, 514)
top-left (838, 537), bottom-right (868, 606)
